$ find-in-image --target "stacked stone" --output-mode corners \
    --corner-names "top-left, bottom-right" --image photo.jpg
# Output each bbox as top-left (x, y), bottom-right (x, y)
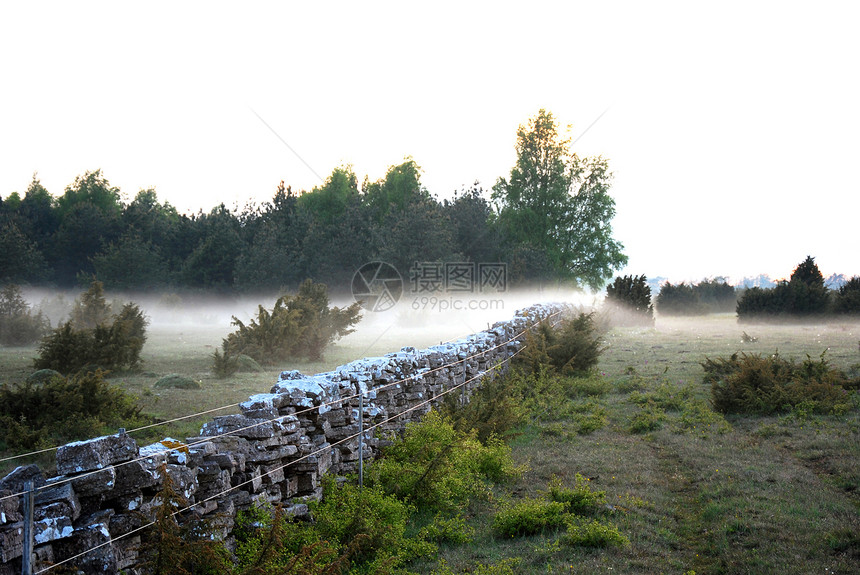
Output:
top-left (0, 303), bottom-right (564, 574)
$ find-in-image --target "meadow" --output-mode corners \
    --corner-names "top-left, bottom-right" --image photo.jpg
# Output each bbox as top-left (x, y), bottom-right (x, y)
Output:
top-left (1, 307), bottom-right (858, 573)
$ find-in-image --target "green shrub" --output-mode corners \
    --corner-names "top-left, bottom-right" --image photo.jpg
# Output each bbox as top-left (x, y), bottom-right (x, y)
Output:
top-left (627, 381), bottom-right (694, 411)
top-left (517, 312), bottom-right (605, 377)
top-left (367, 411), bottom-right (523, 512)
top-left (311, 476), bottom-right (436, 570)
top-left (0, 370), bottom-right (149, 450)
top-left (628, 402), bottom-right (667, 433)
top-left (563, 517), bottom-right (629, 547)
top-left (545, 473), bottom-right (607, 514)
top-left (220, 279), bottom-right (361, 367)
top-left (211, 348), bottom-right (238, 379)
top-left (417, 513), bottom-right (474, 544)
top-left (33, 281), bottom-right (147, 374)
top-left (492, 497), bottom-right (568, 537)
top-left (703, 352), bottom-right (856, 414)
top-left (154, 374), bottom-right (201, 389)
top-left (604, 274), bottom-right (654, 327)
top-left (439, 367), bottom-right (527, 443)
top-left (0, 284), bottom-right (50, 345)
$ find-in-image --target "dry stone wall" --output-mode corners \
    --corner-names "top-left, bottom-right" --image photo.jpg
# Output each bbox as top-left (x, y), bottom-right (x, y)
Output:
top-left (0, 303), bottom-right (563, 574)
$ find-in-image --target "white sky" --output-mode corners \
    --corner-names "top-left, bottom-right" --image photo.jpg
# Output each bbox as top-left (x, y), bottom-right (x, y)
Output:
top-left (1, 1), bottom-right (858, 285)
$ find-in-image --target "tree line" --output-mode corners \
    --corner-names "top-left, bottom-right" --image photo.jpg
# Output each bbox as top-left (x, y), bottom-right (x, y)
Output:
top-left (0, 110), bottom-right (627, 294)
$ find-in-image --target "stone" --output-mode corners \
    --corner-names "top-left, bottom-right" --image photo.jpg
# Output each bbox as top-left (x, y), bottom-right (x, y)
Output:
top-left (35, 482), bottom-right (81, 522)
top-left (56, 432), bottom-right (138, 476)
top-left (0, 465), bottom-right (46, 494)
top-left (0, 492), bottom-right (21, 526)
top-left (69, 467), bottom-right (116, 497)
top-left (53, 510), bottom-right (115, 575)
top-left (0, 523), bottom-right (23, 562)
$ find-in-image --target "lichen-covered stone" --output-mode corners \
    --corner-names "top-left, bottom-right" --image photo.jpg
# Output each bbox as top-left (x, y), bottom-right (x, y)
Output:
top-left (56, 432), bottom-right (138, 475)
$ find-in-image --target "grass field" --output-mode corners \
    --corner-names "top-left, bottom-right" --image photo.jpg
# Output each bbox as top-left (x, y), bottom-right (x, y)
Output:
top-left (1, 309), bottom-right (859, 573)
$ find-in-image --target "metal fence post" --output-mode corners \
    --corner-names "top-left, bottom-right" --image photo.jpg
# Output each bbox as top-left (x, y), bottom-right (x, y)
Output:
top-left (21, 480), bottom-right (33, 575)
top-left (358, 391), bottom-right (364, 488)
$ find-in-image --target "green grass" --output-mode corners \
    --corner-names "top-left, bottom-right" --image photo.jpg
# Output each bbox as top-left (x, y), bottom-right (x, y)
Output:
top-left (2, 311), bottom-right (859, 573)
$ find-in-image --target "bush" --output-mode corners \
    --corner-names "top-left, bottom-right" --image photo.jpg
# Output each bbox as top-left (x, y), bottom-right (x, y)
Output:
top-left (154, 374), bottom-right (201, 389)
top-left (367, 411), bottom-right (523, 512)
top-left (604, 274), bottom-right (654, 327)
top-left (219, 279), bottom-right (362, 367)
top-left (34, 303), bottom-right (148, 374)
top-left (0, 370), bottom-right (149, 450)
top-left (702, 352), bottom-right (856, 414)
top-left (656, 279), bottom-right (737, 316)
top-left (545, 473), bottom-right (607, 514)
top-left (492, 498), bottom-right (568, 537)
top-left (518, 312), bottom-right (604, 377)
top-left (563, 517), bottom-right (629, 547)
top-left (0, 284), bottom-right (50, 345)
top-left (33, 280), bottom-right (147, 374)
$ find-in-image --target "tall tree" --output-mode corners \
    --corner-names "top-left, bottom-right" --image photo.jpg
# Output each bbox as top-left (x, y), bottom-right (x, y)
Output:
top-left (492, 109), bottom-right (627, 289)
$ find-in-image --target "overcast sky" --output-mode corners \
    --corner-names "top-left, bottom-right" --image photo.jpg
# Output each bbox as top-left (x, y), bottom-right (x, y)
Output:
top-left (1, 1), bottom-right (858, 285)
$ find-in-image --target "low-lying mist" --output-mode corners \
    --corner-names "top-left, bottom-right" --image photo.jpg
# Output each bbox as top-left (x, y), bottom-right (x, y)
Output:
top-left (22, 286), bottom-right (600, 358)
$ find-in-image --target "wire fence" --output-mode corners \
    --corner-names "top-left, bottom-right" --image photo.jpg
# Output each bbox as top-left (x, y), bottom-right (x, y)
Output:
top-left (3, 308), bottom-right (565, 573)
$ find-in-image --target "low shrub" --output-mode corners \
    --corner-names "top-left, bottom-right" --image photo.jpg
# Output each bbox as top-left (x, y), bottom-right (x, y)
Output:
top-left (219, 279), bottom-right (361, 367)
top-left (153, 374), bottom-right (201, 389)
top-left (702, 352), bottom-right (857, 414)
top-left (563, 517), bottom-right (629, 548)
top-left (492, 498), bottom-right (568, 537)
top-left (367, 411), bottom-right (524, 512)
top-left (628, 402), bottom-right (667, 433)
top-left (33, 281), bottom-right (148, 374)
top-left (517, 312), bottom-right (605, 377)
top-left (545, 473), bottom-right (607, 514)
top-left (0, 370), bottom-right (149, 450)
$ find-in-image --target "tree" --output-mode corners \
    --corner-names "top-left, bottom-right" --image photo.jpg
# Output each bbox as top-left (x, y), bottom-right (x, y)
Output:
top-left (788, 255), bottom-right (829, 314)
top-left (92, 234), bottom-right (171, 291)
top-left (604, 275), bottom-right (654, 326)
top-left (492, 109), bottom-right (627, 289)
top-left (443, 183), bottom-right (500, 263)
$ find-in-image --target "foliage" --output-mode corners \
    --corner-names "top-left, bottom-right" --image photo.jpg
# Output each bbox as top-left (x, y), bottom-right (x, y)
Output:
top-left (310, 476), bottom-right (436, 571)
top-left (517, 312), bottom-right (605, 376)
top-left (604, 274), bottom-right (654, 326)
top-left (138, 466), bottom-right (231, 575)
top-left (233, 480), bottom-right (436, 575)
top-left (0, 284), bottom-right (50, 345)
top-left (0, 370), bottom-right (148, 450)
top-left (737, 256), bottom-right (832, 320)
top-left (545, 473), bottom-right (607, 514)
top-left (702, 352), bottom-right (857, 414)
top-left (220, 279), bottom-right (362, 365)
top-left (562, 517), bottom-right (629, 548)
top-left (154, 373), bottom-right (201, 389)
top-left (34, 281), bottom-right (148, 374)
top-left (69, 279), bottom-right (112, 329)
top-left (833, 276), bottom-right (860, 314)
top-left (656, 282), bottom-right (706, 316)
top-left (492, 497), bottom-right (568, 537)
top-left (367, 411), bottom-right (523, 512)
top-left (628, 402), bottom-right (667, 433)
top-left (492, 109), bottom-right (627, 288)
top-left (439, 368), bottom-right (527, 443)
